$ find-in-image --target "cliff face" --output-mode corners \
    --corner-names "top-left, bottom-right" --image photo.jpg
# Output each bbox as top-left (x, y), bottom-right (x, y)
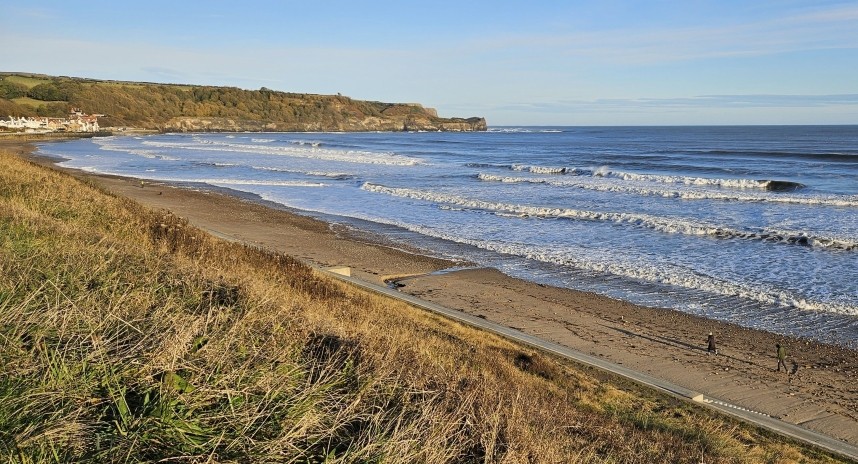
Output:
top-left (1, 73), bottom-right (488, 132)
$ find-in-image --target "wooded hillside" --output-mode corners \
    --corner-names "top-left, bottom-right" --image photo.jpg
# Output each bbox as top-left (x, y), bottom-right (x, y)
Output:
top-left (0, 73), bottom-right (486, 132)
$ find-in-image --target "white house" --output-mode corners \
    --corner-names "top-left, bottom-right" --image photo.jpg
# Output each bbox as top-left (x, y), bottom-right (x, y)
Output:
top-left (0, 109), bottom-right (100, 133)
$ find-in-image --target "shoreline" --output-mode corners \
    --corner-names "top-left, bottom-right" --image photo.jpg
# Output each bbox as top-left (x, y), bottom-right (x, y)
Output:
top-left (10, 139), bottom-right (858, 446)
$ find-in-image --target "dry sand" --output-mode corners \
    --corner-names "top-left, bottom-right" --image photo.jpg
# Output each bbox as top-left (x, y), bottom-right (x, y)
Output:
top-left (8, 139), bottom-right (857, 446)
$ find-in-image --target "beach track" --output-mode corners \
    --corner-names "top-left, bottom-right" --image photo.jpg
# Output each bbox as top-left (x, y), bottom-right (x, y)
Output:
top-left (322, 267), bottom-right (858, 462)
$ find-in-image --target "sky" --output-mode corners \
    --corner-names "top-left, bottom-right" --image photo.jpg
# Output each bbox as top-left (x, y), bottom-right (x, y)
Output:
top-left (2, 0), bottom-right (858, 125)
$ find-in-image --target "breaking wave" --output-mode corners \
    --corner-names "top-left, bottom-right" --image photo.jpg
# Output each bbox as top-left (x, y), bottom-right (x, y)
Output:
top-left (139, 138), bottom-right (423, 166)
top-left (511, 164), bottom-right (569, 175)
top-left (501, 163), bottom-right (805, 191)
top-left (287, 139), bottom-right (323, 147)
top-left (173, 178), bottom-right (327, 187)
top-left (94, 138), bottom-right (179, 161)
top-left (592, 167), bottom-right (805, 191)
top-left (250, 165), bottom-right (354, 180)
top-left (476, 161), bottom-right (806, 192)
top-left (486, 127), bottom-right (533, 133)
top-left (327, 210), bottom-right (858, 316)
top-left (362, 183), bottom-right (858, 251)
top-left (477, 174), bottom-right (858, 208)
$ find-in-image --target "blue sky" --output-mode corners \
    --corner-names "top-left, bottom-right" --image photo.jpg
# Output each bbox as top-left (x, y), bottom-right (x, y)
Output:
top-left (2, 0), bottom-right (857, 125)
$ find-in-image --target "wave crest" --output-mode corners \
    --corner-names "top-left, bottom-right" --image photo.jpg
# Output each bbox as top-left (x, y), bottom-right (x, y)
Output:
top-left (362, 182), bottom-right (858, 251)
top-left (140, 137), bottom-right (423, 166)
top-left (477, 173), bottom-right (858, 208)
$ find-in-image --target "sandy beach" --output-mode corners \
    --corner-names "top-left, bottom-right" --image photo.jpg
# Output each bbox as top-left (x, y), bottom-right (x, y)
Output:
top-left (7, 139), bottom-right (857, 447)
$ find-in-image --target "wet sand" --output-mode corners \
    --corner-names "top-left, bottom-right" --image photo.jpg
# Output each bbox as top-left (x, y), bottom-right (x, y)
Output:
top-left (9, 139), bottom-right (857, 446)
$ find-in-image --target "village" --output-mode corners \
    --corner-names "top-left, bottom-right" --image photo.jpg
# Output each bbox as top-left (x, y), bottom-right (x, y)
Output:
top-left (0, 108), bottom-right (100, 133)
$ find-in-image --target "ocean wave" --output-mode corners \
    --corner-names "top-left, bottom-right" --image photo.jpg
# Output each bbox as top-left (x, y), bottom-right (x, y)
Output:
top-left (465, 162), bottom-right (510, 169)
top-left (194, 161), bottom-right (238, 167)
top-left (175, 178), bottom-right (327, 187)
top-left (287, 139), bottom-right (323, 147)
top-left (487, 127), bottom-right (533, 133)
top-left (477, 173), bottom-right (858, 208)
top-left (479, 241), bottom-right (858, 316)
top-left (139, 139), bottom-right (423, 166)
top-left (505, 163), bottom-right (805, 191)
top-left (329, 212), bottom-right (858, 316)
top-left (512, 164), bottom-right (569, 175)
top-left (362, 183), bottom-right (858, 251)
top-left (93, 138), bottom-right (179, 161)
top-left (251, 138), bottom-right (275, 143)
top-left (592, 167), bottom-right (804, 191)
top-left (250, 165), bottom-right (354, 179)
top-left (485, 162), bottom-right (803, 191)
top-left (691, 149), bottom-right (858, 163)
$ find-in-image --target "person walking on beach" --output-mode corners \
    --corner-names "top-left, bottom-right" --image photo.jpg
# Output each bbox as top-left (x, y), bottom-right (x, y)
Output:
top-left (776, 343), bottom-right (788, 372)
top-left (707, 332), bottom-right (718, 355)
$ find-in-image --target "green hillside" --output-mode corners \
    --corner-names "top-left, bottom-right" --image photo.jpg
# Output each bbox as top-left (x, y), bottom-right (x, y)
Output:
top-left (0, 72), bottom-right (486, 132)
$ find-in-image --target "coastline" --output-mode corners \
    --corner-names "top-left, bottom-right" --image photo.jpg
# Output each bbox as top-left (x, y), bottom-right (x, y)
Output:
top-left (10, 138), bottom-right (858, 446)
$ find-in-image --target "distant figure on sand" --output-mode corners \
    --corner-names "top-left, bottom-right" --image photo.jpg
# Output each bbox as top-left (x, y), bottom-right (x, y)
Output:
top-left (776, 343), bottom-right (788, 372)
top-left (707, 332), bottom-right (717, 355)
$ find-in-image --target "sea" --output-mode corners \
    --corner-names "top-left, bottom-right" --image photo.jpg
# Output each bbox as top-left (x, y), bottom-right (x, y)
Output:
top-left (38, 126), bottom-right (858, 348)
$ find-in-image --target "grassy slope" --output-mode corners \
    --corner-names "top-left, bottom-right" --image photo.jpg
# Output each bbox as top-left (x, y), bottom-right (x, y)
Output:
top-left (0, 149), bottom-right (844, 463)
top-left (2, 76), bottom-right (51, 89)
top-left (10, 97), bottom-right (66, 108)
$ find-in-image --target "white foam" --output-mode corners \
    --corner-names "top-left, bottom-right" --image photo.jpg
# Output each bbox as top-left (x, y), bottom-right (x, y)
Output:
top-left (363, 183), bottom-right (858, 251)
top-left (170, 178), bottom-right (327, 187)
top-left (504, 162), bottom-right (807, 192)
top-left (512, 164), bottom-right (568, 174)
top-left (313, 208), bottom-right (858, 317)
top-left (251, 165), bottom-right (352, 179)
top-left (602, 169), bottom-right (788, 190)
top-left (140, 139), bottom-right (423, 166)
top-left (93, 137), bottom-right (180, 160)
top-left (487, 127), bottom-right (533, 133)
top-left (477, 173), bottom-right (858, 208)
top-left (287, 139), bottom-right (323, 147)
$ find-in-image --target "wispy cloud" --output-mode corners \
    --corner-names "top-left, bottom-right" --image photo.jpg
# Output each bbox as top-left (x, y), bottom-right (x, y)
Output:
top-left (488, 94), bottom-right (858, 113)
top-left (465, 4), bottom-right (858, 64)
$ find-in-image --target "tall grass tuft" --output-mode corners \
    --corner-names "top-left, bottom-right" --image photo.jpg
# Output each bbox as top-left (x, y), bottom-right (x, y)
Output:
top-left (0, 149), bottom-right (847, 463)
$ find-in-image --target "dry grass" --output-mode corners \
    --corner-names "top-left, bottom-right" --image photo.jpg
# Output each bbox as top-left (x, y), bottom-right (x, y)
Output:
top-left (0, 148), bottom-right (847, 463)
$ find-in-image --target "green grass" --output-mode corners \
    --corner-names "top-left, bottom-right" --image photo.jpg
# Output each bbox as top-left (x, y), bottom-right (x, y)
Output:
top-left (0, 149), bottom-right (848, 463)
top-left (2, 75), bottom-right (52, 89)
top-left (10, 97), bottom-right (65, 108)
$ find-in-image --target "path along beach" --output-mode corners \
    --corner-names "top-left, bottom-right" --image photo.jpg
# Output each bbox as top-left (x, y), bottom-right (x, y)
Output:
top-left (6, 139), bottom-right (857, 447)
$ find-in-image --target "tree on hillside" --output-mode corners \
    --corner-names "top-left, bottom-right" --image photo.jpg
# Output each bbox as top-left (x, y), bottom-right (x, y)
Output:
top-left (28, 83), bottom-right (69, 101)
top-left (0, 98), bottom-right (35, 117)
top-left (0, 80), bottom-right (28, 99)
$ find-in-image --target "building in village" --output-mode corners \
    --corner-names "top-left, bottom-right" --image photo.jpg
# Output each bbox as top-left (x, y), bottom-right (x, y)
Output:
top-left (0, 108), bottom-right (100, 133)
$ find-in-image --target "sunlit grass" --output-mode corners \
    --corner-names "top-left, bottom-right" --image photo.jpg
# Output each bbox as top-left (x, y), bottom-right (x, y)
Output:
top-left (2, 76), bottom-right (51, 89)
top-left (0, 148), bottom-right (846, 463)
top-left (10, 97), bottom-right (65, 108)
